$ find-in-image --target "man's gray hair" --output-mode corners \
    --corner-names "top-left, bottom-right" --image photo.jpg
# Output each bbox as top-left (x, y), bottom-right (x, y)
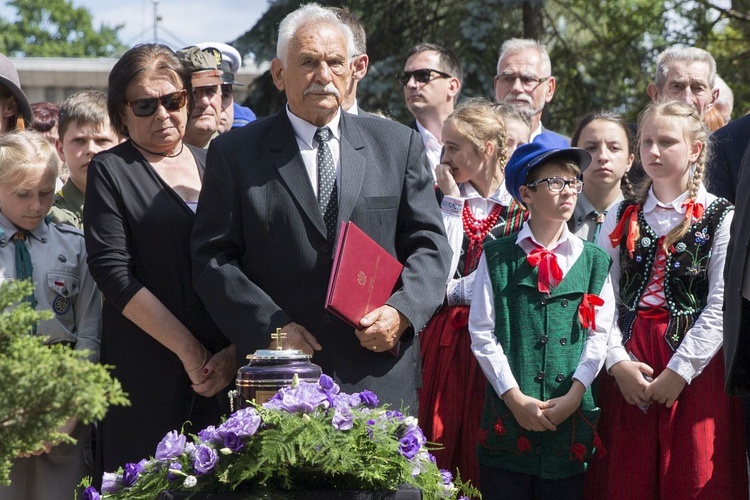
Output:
top-left (496, 38), bottom-right (551, 77)
top-left (277, 3), bottom-right (356, 65)
top-left (714, 75), bottom-right (733, 109)
top-left (654, 47), bottom-right (717, 90)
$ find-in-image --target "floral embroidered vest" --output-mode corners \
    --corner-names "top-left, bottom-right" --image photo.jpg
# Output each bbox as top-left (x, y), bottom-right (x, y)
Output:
top-left (614, 197), bottom-right (732, 350)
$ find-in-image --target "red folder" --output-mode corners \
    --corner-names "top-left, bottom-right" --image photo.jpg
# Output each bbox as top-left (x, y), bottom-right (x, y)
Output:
top-left (325, 221), bottom-right (404, 333)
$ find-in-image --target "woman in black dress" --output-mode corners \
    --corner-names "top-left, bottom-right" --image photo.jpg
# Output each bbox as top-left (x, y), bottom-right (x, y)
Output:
top-left (83, 44), bottom-right (235, 478)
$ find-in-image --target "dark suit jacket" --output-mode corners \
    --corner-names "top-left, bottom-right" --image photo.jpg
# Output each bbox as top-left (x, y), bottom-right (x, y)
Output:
top-left (191, 109), bottom-right (451, 412)
top-left (708, 114), bottom-right (750, 204)
top-left (724, 140), bottom-right (750, 396)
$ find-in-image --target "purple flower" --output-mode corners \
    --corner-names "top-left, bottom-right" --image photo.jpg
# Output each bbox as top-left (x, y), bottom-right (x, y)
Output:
top-left (193, 444), bottom-right (219, 476)
top-left (155, 431), bottom-right (186, 460)
top-left (440, 469), bottom-right (453, 485)
top-left (386, 410), bottom-right (405, 421)
top-left (263, 383), bottom-right (329, 413)
top-left (398, 426), bottom-right (426, 460)
top-left (359, 390), bottom-right (379, 408)
top-left (332, 392), bottom-right (361, 410)
top-left (459, 497), bottom-right (469, 500)
top-left (218, 408), bottom-right (261, 439)
top-left (332, 406), bottom-right (354, 430)
top-left (198, 425), bottom-right (221, 444)
top-left (167, 462), bottom-right (183, 482)
top-left (184, 442), bottom-right (196, 458)
top-left (82, 486), bottom-right (100, 500)
top-left (223, 431), bottom-right (245, 453)
top-left (122, 462), bottom-right (144, 487)
top-left (101, 472), bottom-right (122, 493)
top-left (319, 374), bottom-right (338, 393)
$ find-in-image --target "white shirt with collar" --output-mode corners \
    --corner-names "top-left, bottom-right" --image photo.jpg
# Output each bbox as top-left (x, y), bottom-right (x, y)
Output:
top-left (468, 222), bottom-right (615, 398)
top-left (415, 120), bottom-right (442, 181)
top-left (345, 99), bottom-right (359, 115)
top-left (0, 212), bottom-right (101, 359)
top-left (529, 122), bottom-right (544, 142)
top-left (440, 181), bottom-right (514, 304)
top-left (600, 185), bottom-right (732, 383)
top-left (286, 105), bottom-right (342, 198)
top-left (569, 191), bottom-right (624, 244)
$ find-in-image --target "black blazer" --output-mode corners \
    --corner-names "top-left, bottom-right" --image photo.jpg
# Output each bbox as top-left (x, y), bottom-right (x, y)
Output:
top-left (708, 114), bottom-right (750, 204)
top-left (191, 110), bottom-right (451, 411)
top-left (724, 139), bottom-right (750, 395)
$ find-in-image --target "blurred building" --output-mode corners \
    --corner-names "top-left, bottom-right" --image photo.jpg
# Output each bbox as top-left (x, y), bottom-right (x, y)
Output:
top-left (12, 57), bottom-right (266, 104)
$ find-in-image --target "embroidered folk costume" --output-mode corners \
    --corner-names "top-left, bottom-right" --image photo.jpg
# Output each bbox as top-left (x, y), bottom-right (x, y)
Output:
top-left (419, 182), bottom-right (525, 486)
top-left (585, 187), bottom-right (747, 499)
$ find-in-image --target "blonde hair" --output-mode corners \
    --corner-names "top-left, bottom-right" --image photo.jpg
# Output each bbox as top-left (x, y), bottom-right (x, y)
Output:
top-left (444, 97), bottom-right (508, 172)
top-left (636, 100), bottom-right (710, 250)
top-left (0, 130), bottom-right (60, 188)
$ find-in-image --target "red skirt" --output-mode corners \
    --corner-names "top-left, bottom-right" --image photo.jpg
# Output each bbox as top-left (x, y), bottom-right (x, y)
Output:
top-left (585, 311), bottom-right (747, 500)
top-left (418, 305), bottom-right (484, 487)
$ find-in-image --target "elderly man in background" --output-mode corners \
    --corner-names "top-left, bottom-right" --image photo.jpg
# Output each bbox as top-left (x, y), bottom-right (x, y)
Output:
top-left (494, 38), bottom-right (563, 141)
top-left (196, 42), bottom-right (245, 134)
top-left (329, 7), bottom-right (369, 115)
top-left (400, 43), bottom-right (462, 179)
top-left (179, 46), bottom-right (224, 148)
top-left (192, 4), bottom-right (450, 413)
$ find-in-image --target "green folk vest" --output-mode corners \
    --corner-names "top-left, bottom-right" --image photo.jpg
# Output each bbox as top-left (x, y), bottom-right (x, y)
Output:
top-left (614, 198), bottom-right (732, 350)
top-left (477, 236), bottom-right (611, 479)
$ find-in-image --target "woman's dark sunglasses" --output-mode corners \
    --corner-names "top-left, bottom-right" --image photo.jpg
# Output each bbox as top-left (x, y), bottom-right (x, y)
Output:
top-left (396, 68), bottom-right (452, 87)
top-left (125, 90), bottom-right (188, 117)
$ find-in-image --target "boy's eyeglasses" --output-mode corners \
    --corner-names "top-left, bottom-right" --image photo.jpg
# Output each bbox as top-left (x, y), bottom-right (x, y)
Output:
top-left (125, 90), bottom-right (188, 117)
top-left (396, 68), bottom-right (452, 87)
top-left (525, 177), bottom-right (583, 193)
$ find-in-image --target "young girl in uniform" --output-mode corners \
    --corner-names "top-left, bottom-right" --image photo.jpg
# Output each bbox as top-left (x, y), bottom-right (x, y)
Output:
top-left (0, 131), bottom-right (101, 500)
top-left (585, 100), bottom-right (747, 499)
top-left (419, 98), bottom-right (529, 486)
top-left (569, 112), bottom-right (634, 244)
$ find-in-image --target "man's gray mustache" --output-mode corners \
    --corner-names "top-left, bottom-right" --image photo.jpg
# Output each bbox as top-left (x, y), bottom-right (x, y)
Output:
top-left (304, 84), bottom-right (340, 97)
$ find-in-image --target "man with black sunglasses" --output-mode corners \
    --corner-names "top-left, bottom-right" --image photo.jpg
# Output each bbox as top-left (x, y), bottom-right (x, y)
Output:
top-left (177, 46), bottom-right (224, 149)
top-left (400, 43), bottom-right (462, 180)
top-left (192, 4), bottom-right (450, 414)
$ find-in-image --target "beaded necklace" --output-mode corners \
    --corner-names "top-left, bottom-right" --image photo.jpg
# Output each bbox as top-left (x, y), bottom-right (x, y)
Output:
top-left (462, 202), bottom-right (503, 274)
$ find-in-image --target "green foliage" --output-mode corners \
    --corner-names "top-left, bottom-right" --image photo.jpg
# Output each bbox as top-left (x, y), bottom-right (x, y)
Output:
top-left (235, 0), bottom-right (750, 132)
top-left (0, 0), bottom-right (125, 57)
top-left (0, 280), bottom-right (129, 485)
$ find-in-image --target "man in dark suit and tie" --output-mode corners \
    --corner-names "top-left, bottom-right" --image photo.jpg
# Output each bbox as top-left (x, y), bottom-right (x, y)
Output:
top-left (191, 3), bottom-right (450, 413)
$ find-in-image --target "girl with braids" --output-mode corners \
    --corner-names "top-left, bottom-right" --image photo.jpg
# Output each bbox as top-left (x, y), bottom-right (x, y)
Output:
top-left (569, 112), bottom-right (635, 244)
top-left (585, 100), bottom-right (747, 499)
top-left (419, 98), bottom-right (528, 486)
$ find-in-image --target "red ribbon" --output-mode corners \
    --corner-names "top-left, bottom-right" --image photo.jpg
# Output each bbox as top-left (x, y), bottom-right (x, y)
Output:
top-left (516, 435), bottom-right (531, 452)
top-left (609, 204), bottom-right (639, 258)
top-left (578, 293), bottom-right (604, 330)
top-left (570, 442), bottom-right (587, 462)
top-left (681, 199), bottom-right (704, 222)
top-left (527, 247), bottom-right (563, 294)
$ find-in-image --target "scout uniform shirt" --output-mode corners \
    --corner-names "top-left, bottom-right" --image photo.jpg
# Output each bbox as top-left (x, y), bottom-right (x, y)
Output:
top-left (469, 223), bottom-right (616, 478)
top-left (0, 212), bottom-right (100, 360)
top-left (49, 178), bottom-right (84, 229)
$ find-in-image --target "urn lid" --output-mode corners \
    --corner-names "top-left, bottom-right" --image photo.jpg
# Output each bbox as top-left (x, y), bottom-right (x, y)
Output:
top-left (246, 328), bottom-right (311, 361)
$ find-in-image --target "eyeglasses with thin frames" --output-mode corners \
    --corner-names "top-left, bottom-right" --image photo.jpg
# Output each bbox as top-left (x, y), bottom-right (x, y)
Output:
top-left (525, 177), bottom-right (583, 193)
top-left (125, 90), bottom-right (188, 117)
top-left (396, 68), bottom-right (452, 87)
top-left (495, 73), bottom-right (550, 91)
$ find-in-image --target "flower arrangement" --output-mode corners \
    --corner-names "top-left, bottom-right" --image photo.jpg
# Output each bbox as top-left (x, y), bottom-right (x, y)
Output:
top-left (84, 374), bottom-right (480, 499)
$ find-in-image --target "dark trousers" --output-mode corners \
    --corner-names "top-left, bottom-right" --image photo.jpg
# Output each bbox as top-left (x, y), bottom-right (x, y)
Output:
top-left (479, 464), bottom-right (584, 500)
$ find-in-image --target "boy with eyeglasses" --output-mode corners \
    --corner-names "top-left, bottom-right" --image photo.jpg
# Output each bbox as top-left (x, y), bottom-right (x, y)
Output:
top-left (49, 90), bottom-right (121, 229)
top-left (468, 132), bottom-right (616, 500)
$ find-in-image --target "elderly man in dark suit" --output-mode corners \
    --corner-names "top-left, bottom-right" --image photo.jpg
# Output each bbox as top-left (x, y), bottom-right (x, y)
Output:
top-left (191, 4), bottom-right (450, 413)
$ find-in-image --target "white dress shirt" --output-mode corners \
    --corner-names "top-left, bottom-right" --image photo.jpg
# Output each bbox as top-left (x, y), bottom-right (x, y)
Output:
top-left (600, 186), bottom-right (732, 383)
top-left (286, 106), bottom-right (342, 198)
top-left (469, 222), bottom-right (615, 398)
top-left (440, 182), bottom-right (514, 304)
top-left (415, 120), bottom-right (442, 181)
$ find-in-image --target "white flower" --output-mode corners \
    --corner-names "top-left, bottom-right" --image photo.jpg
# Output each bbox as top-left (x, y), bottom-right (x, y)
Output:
top-left (183, 475), bottom-right (197, 488)
top-left (220, 447), bottom-right (233, 455)
top-left (404, 416), bottom-right (418, 427)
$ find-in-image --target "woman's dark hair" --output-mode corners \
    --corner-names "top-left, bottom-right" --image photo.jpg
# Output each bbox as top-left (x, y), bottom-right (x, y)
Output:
top-left (30, 102), bottom-right (60, 134)
top-left (107, 43), bottom-right (193, 138)
top-left (571, 110), bottom-right (635, 197)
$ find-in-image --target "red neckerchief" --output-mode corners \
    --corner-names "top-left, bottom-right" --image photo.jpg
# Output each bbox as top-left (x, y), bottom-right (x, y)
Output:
top-left (578, 293), bottom-right (604, 330)
top-left (527, 245), bottom-right (563, 294)
top-left (609, 204), bottom-right (639, 258)
top-left (682, 198), bottom-right (705, 222)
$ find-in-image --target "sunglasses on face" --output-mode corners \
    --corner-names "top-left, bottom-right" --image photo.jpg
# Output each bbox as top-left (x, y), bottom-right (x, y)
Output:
top-left (124, 90), bottom-right (188, 117)
top-left (396, 68), bottom-right (452, 87)
top-left (525, 176), bottom-right (584, 193)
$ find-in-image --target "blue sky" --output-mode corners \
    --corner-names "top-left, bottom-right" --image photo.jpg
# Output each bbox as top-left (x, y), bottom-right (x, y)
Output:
top-left (1, 0), bottom-right (271, 51)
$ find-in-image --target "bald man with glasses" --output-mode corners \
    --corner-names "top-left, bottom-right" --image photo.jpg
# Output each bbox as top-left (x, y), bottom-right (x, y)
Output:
top-left (399, 43), bottom-right (462, 180)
